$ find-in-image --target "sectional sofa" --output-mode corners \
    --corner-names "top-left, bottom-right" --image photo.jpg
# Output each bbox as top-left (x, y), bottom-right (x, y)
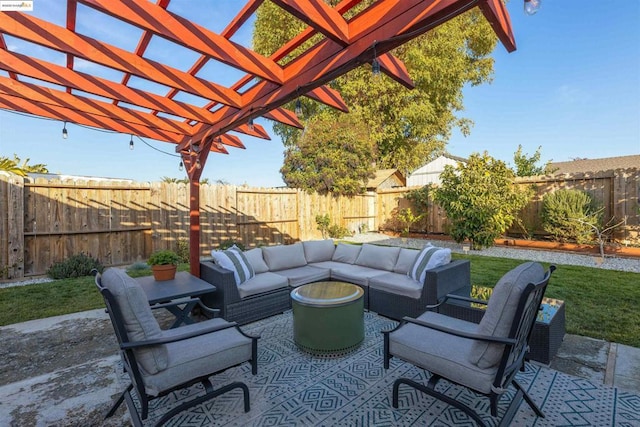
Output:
top-left (199, 240), bottom-right (471, 325)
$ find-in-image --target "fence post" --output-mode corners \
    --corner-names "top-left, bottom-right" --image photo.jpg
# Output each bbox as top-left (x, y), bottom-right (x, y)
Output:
top-left (7, 175), bottom-right (25, 279)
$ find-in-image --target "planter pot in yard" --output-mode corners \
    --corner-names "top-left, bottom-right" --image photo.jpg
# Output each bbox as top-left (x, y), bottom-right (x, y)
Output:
top-left (151, 264), bottom-right (177, 281)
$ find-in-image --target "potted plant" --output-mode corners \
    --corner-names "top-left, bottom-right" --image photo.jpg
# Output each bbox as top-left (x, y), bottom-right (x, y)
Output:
top-left (147, 249), bottom-right (180, 281)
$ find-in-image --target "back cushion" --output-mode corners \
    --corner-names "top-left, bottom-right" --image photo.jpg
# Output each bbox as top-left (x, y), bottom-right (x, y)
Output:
top-left (262, 242), bottom-right (307, 271)
top-left (393, 248), bottom-right (421, 274)
top-left (244, 248), bottom-right (269, 274)
top-left (211, 246), bottom-right (255, 285)
top-left (101, 268), bottom-right (168, 374)
top-left (331, 243), bottom-right (362, 264)
top-left (468, 262), bottom-right (545, 369)
top-left (407, 246), bottom-right (451, 283)
top-left (303, 239), bottom-right (335, 263)
top-left (354, 244), bottom-right (400, 271)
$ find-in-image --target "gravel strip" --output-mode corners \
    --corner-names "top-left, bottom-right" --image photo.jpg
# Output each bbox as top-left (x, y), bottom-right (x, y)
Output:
top-left (0, 277), bottom-right (54, 289)
top-left (344, 233), bottom-right (640, 274)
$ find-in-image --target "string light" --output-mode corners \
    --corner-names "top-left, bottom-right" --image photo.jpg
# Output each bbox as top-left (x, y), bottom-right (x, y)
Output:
top-left (178, 161), bottom-right (184, 172)
top-left (295, 99), bottom-right (303, 117)
top-left (62, 121), bottom-right (68, 139)
top-left (195, 158), bottom-right (201, 170)
top-left (248, 117), bottom-right (254, 131)
top-left (129, 135), bottom-right (134, 150)
top-left (524, 0), bottom-right (541, 15)
top-left (371, 42), bottom-right (381, 76)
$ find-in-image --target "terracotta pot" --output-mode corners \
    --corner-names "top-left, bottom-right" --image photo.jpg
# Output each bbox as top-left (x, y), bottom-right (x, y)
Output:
top-left (151, 264), bottom-right (177, 281)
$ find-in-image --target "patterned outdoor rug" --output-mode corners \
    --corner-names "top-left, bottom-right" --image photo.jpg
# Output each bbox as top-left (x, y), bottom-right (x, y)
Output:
top-left (120, 311), bottom-right (640, 426)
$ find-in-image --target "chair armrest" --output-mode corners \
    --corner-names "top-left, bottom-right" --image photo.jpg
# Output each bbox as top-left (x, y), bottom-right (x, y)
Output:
top-left (120, 321), bottom-right (239, 349)
top-left (422, 259), bottom-right (471, 305)
top-left (425, 293), bottom-right (488, 311)
top-left (400, 316), bottom-right (515, 345)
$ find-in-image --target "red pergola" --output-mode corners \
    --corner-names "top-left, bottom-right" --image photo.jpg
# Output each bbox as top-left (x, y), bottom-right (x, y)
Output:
top-left (0, 0), bottom-right (516, 276)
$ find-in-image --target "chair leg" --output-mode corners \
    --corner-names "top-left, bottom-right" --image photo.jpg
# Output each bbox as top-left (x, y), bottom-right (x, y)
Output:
top-left (153, 381), bottom-right (250, 427)
top-left (105, 383), bottom-right (131, 419)
top-left (394, 378), bottom-right (488, 427)
top-left (513, 379), bottom-right (545, 417)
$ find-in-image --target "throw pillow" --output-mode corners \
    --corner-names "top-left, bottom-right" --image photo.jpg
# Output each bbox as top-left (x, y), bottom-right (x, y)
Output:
top-left (244, 248), bottom-right (269, 274)
top-left (211, 246), bottom-right (255, 285)
top-left (331, 243), bottom-right (362, 264)
top-left (407, 246), bottom-right (451, 283)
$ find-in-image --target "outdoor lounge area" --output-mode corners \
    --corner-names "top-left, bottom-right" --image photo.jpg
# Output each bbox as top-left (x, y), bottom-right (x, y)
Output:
top-left (2, 305), bottom-right (639, 426)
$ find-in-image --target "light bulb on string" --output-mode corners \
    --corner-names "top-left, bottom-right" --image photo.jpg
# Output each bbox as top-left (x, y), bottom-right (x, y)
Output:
top-left (129, 135), bottom-right (134, 150)
top-left (295, 99), bottom-right (303, 117)
top-left (62, 122), bottom-right (68, 139)
top-left (248, 117), bottom-right (254, 131)
top-left (524, 0), bottom-right (541, 15)
top-left (195, 158), bottom-right (201, 170)
top-left (178, 161), bottom-right (184, 172)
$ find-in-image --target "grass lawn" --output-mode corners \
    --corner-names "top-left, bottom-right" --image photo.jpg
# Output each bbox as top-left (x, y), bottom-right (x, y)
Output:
top-left (1, 258), bottom-right (638, 348)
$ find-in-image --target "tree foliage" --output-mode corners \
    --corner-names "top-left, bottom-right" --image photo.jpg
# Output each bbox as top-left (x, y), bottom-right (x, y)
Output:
top-left (280, 111), bottom-right (375, 196)
top-left (253, 2), bottom-right (500, 195)
top-left (0, 154), bottom-right (48, 176)
top-left (433, 152), bottom-right (531, 249)
top-left (512, 145), bottom-right (554, 176)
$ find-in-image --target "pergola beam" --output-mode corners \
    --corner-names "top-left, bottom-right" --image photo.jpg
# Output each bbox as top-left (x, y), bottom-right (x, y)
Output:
top-left (271, 0), bottom-right (350, 46)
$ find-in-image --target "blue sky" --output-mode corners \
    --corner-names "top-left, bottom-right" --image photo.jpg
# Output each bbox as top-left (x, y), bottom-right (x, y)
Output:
top-left (0, 1), bottom-right (638, 187)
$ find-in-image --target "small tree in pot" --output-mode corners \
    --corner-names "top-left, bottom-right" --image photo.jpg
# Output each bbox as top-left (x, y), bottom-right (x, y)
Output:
top-left (147, 249), bottom-right (180, 281)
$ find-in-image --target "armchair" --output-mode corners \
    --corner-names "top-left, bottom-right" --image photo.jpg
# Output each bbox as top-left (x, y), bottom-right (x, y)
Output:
top-left (383, 262), bottom-right (555, 426)
top-left (94, 268), bottom-right (259, 426)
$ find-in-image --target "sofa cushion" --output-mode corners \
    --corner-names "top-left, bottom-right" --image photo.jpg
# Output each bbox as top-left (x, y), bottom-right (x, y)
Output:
top-left (408, 246), bottom-right (451, 283)
top-left (262, 242), bottom-right (307, 271)
top-left (468, 262), bottom-right (545, 369)
top-left (331, 243), bottom-right (361, 264)
top-left (331, 264), bottom-right (387, 287)
top-left (354, 244), bottom-right (401, 271)
top-left (393, 248), bottom-right (422, 274)
top-left (211, 246), bottom-right (255, 285)
top-left (302, 239), bottom-right (335, 263)
top-left (101, 268), bottom-right (168, 375)
top-left (244, 248), bottom-right (269, 274)
top-left (236, 272), bottom-right (289, 299)
top-left (369, 272), bottom-right (423, 299)
top-left (272, 265), bottom-right (330, 287)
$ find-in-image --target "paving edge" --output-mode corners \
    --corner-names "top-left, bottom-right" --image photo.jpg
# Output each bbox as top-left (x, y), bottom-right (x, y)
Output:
top-left (604, 342), bottom-right (617, 387)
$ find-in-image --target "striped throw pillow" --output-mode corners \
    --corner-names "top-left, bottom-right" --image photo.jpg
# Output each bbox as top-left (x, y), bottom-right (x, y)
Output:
top-left (407, 246), bottom-right (451, 283)
top-left (211, 246), bottom-right (255, 285)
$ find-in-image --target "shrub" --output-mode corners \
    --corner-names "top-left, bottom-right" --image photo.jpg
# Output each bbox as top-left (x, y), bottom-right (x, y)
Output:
top-left (541, 189), bottom-right (601, 243)
top-left (46, 253), bottom-right (103, 279)
top-left (327, 224), bottom-right (351, 239)
top-left (176, 238), bottom-right (190, 263)
top-left (396, 207), bottom-right (424, 236)
top-left (315, 214), bottom-right (331, 239)
top-left (219, 240), bottom-right (245, 251)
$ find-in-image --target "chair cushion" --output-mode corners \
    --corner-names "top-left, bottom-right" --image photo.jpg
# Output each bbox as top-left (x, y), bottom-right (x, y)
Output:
top-left (389, 311), bottom-right (497, 395)
top-left (262, 242), bottom-right (307, 271)
top-left (331, 243), bottom-right (362, 264)
top-left (302, 239), bottom-right (335, 263)
top-left (468, 262), bottom-right (545, 369)
top-left (272, 265), bottom-right (331, 287)
top-left (211, 246), bottom-right (255, 285)
top-left (236, 272), bottom-right (289, 299)
top-left (354, 244), bottom-right (400, 271)
top-left (369, 272), bottom-right (423, 299)
top-left (244, 248), bottom-right (269, 274)
top-left (100, 268), bottom-right (168, 375)
top-left (408, 246), bottom-right (450, 283)
top-left (393, 248), bottom-right (420, 274)
top-left (141, 318), bottom-right (252, 396)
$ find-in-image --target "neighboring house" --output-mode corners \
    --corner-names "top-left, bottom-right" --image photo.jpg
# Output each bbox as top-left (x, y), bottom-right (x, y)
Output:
top-left (549, 154), bottom-right (639, 175)
top-left (406, 154), bottom-right (467, 187)
top-left (366, 169), bottom-right (406, 191)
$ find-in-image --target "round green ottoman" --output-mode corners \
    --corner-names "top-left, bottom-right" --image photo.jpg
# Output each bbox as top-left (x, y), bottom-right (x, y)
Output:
top-left (291, 281), bottom-right (364, 356)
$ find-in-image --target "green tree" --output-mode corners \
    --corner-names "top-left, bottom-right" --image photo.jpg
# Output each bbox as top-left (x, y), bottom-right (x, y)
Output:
top-left (433, 152), bottom-right (531, 249)
top-left (280, 111), bottom-right (375, 195)
top-left (512, 145), bottom-right (554, 176)
top-left (0, 154), bottom-right (48, 176)
top-left (253, 2), bottom-right (500, 194)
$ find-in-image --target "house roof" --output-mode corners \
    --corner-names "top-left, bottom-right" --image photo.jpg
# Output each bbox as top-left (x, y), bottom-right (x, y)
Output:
top-left (441, 153), bottom-right (468, 163)
top-left (550, 155), bottom-right (640, 174)
top-left (367, 169), bottom-right (405, 188)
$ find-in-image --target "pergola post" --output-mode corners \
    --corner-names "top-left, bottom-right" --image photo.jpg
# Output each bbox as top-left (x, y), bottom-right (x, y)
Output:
top-left (189, 179), bottom-right (201, 277)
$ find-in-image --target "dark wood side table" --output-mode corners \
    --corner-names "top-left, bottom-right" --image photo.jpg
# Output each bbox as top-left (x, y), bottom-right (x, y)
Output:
top-left (136, 272), bottom-right (216, 328)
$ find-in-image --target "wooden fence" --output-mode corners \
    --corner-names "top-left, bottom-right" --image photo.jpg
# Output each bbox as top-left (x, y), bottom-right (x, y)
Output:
top-left (1, 167), bottom-right (638, 279)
